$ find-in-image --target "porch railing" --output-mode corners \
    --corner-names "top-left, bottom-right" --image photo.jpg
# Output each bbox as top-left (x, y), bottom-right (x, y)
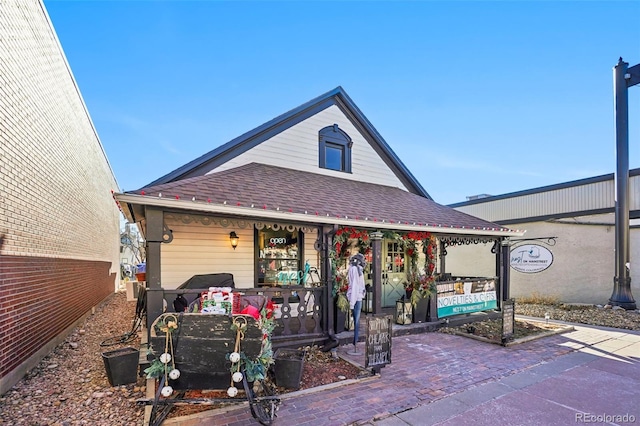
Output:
top-left (160, 286), bottom-right (327, 346)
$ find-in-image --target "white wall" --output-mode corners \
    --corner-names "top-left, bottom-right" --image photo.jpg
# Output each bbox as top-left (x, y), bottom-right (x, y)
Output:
top-left (444, 220), bottom-right (640, 305)
top-left (209, 105), bottom-right (408, 191)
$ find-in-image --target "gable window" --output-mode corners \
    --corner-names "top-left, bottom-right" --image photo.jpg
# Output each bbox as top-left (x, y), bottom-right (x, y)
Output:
top-left (319, 124), bottom-right (352, 173)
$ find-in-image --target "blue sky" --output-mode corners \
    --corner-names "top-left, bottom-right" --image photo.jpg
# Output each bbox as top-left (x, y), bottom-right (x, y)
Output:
top-left (45, 0), bottom-right (640, 205)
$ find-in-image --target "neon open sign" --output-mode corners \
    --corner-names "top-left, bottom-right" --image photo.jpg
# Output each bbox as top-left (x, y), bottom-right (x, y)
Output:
top-left (269, 237), bottom-right (288, 246)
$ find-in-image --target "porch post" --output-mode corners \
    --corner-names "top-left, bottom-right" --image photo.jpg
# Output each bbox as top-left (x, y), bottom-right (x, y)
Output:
top-left (370, 231), bottom-right (383, 314)
top-left (439, 240), bottom-right (446, 275)
top-left (324, 227), bottom-right (335, 334)
top-left (145, 206), bottom-right (164, 331)
top-left (500, 238), bottom-right (511, 303)
top-left (494, 240), bottom-right (502, 310)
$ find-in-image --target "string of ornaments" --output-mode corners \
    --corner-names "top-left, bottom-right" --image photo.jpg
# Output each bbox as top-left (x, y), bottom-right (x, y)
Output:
top-left (158, 314), bottom-right (180, 397)
top-left (227, 316), bottom-right (247, 397)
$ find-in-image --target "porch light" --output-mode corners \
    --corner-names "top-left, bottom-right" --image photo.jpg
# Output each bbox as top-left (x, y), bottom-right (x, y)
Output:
top-left (229, 232), bottom-right (239, 250)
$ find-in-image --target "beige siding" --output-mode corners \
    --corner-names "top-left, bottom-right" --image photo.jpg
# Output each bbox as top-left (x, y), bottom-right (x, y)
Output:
top-left (0, 0), bottom-right (119, 266)
top-left (445, 221), bottom-right (639, 304)
top-left (303, 228), bottom-right (321, 275)
top-left (208, 105), bottom-right (408, 190)
top-left (161, 215), bottom-right (321, 289)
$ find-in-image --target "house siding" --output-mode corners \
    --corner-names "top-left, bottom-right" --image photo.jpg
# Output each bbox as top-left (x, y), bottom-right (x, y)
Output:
top-left (0, 0), bottom-right (120, 395)
top-left (161, 215), bottom-right (320, 289)
top-left (207, 105), bottom-right (409, 191)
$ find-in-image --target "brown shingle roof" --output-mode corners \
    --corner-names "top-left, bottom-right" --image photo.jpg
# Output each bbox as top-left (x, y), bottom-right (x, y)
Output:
top-left (128, 163), bottom-right (510, 232)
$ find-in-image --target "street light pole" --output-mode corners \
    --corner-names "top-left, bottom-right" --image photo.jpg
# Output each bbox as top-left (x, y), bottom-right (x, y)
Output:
top-left (610, 57), bottom-right (639, 310)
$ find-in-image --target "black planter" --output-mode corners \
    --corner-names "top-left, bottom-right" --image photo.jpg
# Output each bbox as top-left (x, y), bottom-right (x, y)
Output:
top-left (274, 348), bottom-right (305, 390)
top-left (335, 306), bottom-right (347, 333)
top-left (413, 294), bottom-right (429, 323)
top-left (102, 347), bottom-right (139, 386)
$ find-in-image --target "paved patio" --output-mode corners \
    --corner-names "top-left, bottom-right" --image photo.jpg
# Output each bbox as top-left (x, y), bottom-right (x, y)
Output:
top-left (162, 321), bottom-right (640, 426)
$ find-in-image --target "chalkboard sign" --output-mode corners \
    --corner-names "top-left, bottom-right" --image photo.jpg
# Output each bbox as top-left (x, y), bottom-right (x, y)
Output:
top-left (365, 315), bottom-right (392, 371)
top-left (501, 298), bottom-right (515, 345)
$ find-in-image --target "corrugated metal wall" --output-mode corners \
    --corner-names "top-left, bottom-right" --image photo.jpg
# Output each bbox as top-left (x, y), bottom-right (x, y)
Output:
top-left (453, 173), bottom-right (639, 223)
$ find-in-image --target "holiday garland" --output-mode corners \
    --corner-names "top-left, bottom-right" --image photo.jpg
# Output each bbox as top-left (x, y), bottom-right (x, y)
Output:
top-left (329, 227), bottom-right (370, 312)
top-left (330, 227), bottom-right (438, 310)
top-left (401, 231), bottom-right (438, 306)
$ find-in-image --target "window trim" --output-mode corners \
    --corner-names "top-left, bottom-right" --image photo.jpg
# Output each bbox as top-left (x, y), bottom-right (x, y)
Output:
top-left (319, 124), bottom-right (352, 173)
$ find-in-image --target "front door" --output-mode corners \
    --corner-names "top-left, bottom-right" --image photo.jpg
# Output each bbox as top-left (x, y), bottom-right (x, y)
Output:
top-left (382, 240), bottom-right (407, 307)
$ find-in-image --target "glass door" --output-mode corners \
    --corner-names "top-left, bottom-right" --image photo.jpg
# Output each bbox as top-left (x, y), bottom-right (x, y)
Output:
top-left (382, 240), bottom-right (407, 307)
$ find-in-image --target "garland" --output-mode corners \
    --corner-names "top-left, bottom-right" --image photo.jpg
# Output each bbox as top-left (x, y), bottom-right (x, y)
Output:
top-left (329, 227), bottom-right (438, 309)
top-left (402, 232), bottom-right (438, 306)
top-left (330, 227), bottom-right (370, 312)
top-left (230, 301), bottom-right (276, 384)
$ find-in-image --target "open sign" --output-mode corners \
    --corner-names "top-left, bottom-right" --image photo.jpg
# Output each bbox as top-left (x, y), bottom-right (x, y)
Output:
top-left (269, 237), bottom-right (288, 246)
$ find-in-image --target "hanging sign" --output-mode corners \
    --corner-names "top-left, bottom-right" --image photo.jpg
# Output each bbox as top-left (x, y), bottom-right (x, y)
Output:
top-left (510, 244), bottom-right (554, 273)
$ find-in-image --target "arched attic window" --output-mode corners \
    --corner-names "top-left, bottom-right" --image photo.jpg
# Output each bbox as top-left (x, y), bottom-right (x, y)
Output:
top-left (319, 124), bottom-right (352, 173)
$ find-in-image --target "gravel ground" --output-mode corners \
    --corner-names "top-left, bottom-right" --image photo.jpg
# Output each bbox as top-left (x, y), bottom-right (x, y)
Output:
top-left (1, 292), bottom-right (639, 426)
top-left (0, 291), bottom-right (145, 426)
top-left (516, 302), bottom-right (640, 331)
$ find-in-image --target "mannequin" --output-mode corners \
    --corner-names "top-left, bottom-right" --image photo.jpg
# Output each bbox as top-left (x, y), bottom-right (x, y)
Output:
top-left (346, 252), bottom-right (366, 355)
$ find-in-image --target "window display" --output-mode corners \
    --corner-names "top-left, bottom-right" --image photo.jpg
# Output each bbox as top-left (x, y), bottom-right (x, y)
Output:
top-left (257, 228), bottom-right (302, 285)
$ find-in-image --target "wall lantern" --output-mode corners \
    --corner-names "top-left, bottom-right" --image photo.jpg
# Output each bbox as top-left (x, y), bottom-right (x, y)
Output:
top-left (229, 232), bottom-right (239, 250)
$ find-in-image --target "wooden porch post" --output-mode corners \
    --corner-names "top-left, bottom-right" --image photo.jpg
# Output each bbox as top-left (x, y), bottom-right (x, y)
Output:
top-left (500, 238), bottom-right (511, 303)
top-left (145, 206), bottom-right (165, 331)
top-left (494, 240), bottom-right (502, 310)
top-left (324, 226), bottom-right (335, 334)
top-left (370, 231), bottom-right (383, 314)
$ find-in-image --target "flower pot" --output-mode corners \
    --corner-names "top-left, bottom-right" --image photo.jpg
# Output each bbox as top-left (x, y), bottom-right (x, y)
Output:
top-left (274, 348), bottom-right (305, 389)
top-left (102, 347), bottom-right (139, 386)
top-left (335, 307), bottom-right (347, 333)
top-left (413, 294), bottom-right (429, 323)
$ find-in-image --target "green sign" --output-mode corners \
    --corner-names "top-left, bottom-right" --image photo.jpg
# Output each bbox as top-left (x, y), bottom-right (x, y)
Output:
top-left (437, 279), bottom-right (497, 318)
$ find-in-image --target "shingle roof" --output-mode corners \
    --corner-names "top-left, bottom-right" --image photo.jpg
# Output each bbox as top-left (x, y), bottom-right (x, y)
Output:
top-left (128, 163), bottom-right (513, 232)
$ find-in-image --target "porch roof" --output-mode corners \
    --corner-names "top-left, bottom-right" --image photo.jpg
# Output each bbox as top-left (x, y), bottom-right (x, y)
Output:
top-left (116, 163), bottom-right (525, 237)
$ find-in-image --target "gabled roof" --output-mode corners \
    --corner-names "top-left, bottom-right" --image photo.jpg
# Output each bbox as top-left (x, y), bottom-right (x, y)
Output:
top-left (119, 163), bottom-right (523, 237)
top-left (143, 86), bottom-right (431, 199)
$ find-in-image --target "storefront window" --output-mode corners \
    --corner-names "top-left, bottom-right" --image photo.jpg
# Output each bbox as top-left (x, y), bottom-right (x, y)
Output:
top-left (256, 228), bottom-right (302, 286)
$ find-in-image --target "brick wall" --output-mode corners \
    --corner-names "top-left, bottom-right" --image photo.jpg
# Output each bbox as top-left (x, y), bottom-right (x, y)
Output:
top-left (0, 0), bottom-right (121, 393)
top-left (0, 255), bottom-right (114, 379)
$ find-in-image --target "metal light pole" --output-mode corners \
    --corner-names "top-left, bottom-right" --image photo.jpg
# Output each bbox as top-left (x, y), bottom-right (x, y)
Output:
top-left (610, 57), bottom-right (639, 310)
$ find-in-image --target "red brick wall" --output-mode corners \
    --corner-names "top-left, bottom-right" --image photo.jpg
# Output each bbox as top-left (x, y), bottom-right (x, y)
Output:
top-left (0, 255), bottom-right (115, 380)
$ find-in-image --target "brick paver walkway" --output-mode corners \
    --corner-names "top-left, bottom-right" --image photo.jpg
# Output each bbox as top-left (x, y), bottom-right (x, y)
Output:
top-left (166, 327), bottom-right (581, 426)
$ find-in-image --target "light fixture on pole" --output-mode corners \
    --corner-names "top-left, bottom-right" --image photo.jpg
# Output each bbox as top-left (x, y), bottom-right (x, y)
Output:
top-left (229, 232), bottom-right (239, 250)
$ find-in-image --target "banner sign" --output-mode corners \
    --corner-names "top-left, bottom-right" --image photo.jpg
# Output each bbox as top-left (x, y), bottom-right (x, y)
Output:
top-left (510, 244), bottom-right (553, 273)
top-left (437, 279), bottom-right (497, 318)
